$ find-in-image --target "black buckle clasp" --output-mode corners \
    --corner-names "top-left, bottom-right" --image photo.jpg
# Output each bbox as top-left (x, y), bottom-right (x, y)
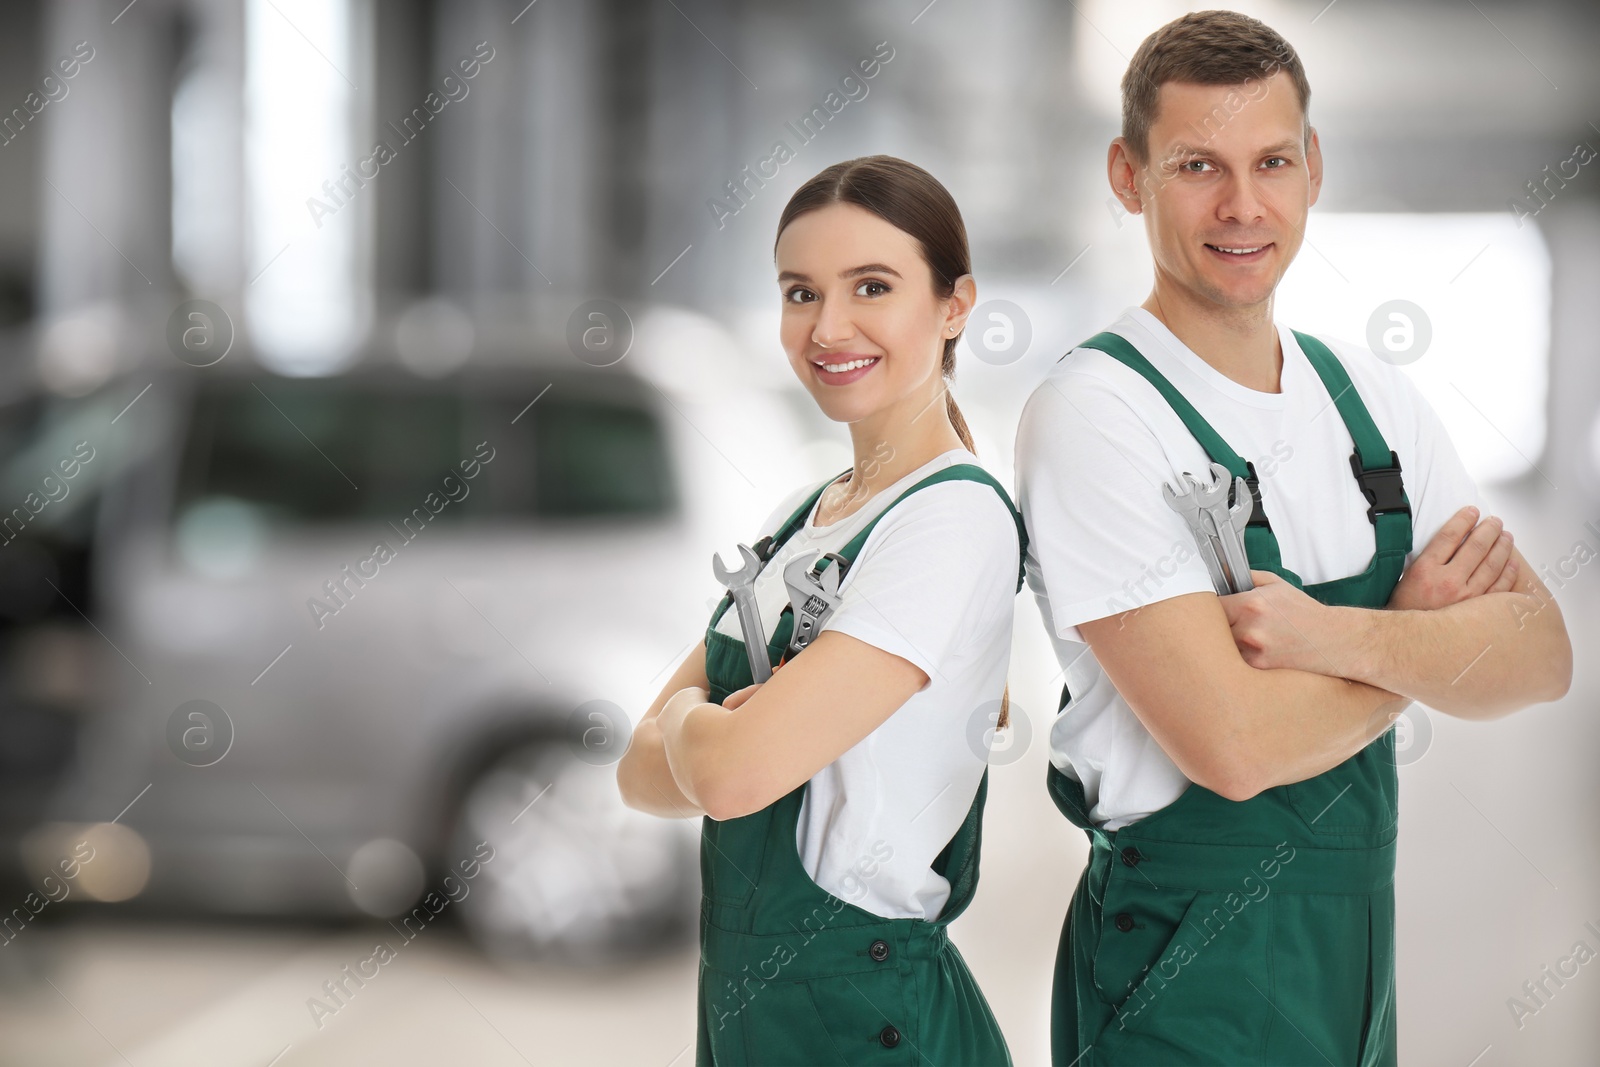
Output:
top-left (1349, 449), bottom-right (1410, 525)
top-left (1241, 461), bottom-right (1270, 528)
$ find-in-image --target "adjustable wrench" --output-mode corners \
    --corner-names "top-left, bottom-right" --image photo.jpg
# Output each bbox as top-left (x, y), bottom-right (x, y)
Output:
top-left (1193, 462), bottom-right (1255, 593)
top-left (783, 553), bottom-right (845, 657)
top-left (1163, 475), bottom-right (1230, 595)
top-left (712, 543), bottom-right (771, 683)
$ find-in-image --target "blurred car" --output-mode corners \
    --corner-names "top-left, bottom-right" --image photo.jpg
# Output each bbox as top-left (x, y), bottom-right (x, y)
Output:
top-left (26, 341), bottom-right (781, 963)
top-left (0, 388), bottom-right (102, 895)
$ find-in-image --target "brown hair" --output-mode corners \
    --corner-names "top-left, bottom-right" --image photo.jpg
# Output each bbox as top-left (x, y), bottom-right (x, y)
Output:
top-left (775, 155), bottom-right (1014, 730)
top-left (1121, 9), bottom-right (1311, 165)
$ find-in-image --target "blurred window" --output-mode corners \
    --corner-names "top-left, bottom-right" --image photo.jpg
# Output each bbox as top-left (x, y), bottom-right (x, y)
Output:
top-left (171, 380), bottom-right (676, 527)
top-left (1275, 213), bottom-right (1551, 485)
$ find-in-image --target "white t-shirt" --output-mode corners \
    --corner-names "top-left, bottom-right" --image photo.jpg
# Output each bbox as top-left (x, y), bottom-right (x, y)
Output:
top-left (1014, 307), bottom-right (1485, 830)
top-left (710, 447), bottom-right (1020, 919)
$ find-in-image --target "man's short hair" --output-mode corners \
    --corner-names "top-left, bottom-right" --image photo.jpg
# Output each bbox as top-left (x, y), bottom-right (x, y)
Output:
top-left (1121, 9), bottom-right (1312, 165)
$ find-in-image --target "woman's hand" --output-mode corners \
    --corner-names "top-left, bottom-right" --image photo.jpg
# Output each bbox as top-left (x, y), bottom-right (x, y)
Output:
top-left (721, 683), bottom-right (763, 710)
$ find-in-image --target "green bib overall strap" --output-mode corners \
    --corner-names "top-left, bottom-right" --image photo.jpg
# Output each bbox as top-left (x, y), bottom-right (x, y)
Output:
top-left (1047, 330), bottom-right (1416, 1066)
top-left (708, 462), bottom-right (1030, 666)
top-left (822, 463), bottom-right (1029, 594)
top-left (1291, 329), bottom-right (1415, 595)
top-left (696, 462), bottom-right (1020, 1065)
top-left (1073, 330), bottom-right (1413, 599)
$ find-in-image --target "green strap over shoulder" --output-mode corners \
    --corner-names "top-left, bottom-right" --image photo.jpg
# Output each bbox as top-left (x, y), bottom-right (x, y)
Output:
top-left (1073, 327), bottom-right (1413, 586)
top-left (837, 463), bottom-right (1028, 592)
top-left (762, 462), bottom-right (1029, 593)
top-left (1076, 331), bottom-right (1254, 483)
top-left (1291, 329), bottom-right (1414, 566)
top-left (1075, 330), bottom-right (1295, 576)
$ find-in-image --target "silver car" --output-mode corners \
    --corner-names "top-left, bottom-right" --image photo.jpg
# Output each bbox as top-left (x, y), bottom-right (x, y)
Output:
top-left (30, 349), bottom-right (769, 962)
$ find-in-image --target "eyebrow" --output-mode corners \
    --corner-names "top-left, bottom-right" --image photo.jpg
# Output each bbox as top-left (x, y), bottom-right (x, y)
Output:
top-left (777, 263), bottom-right (904, 284)
top-left (1165, 139), bottom-right (1302, 159)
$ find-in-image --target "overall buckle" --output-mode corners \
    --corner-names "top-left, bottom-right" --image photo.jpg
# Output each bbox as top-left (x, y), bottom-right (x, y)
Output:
top-left (1349, 449), bottom-right (1410, 525)
top-left (1242, 460), bottom-right (1270, 528)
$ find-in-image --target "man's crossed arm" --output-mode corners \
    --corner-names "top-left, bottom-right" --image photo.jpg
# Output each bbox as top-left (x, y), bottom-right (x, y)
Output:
top-left (1079, 506), bottom-right (1571, 802)
top-left (1224, 506), bottom-right (1572, 719)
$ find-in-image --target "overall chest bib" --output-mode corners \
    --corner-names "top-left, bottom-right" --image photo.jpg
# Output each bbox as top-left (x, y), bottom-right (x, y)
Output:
top-left (696, 463), bottom-right (1025, 1066)
top-left (1048, 331), bottom-right (1414, 1067)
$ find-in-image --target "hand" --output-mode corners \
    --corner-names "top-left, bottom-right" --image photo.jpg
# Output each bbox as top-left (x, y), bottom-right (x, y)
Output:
top-left (722, 683), bottom-right (763, 709)
top-left (657, 685), bottom-right (710, 737)
top-left (1222, 569), bottom-right (1341, 674)
top-left (1387, 506), bottom-right (1517, 611)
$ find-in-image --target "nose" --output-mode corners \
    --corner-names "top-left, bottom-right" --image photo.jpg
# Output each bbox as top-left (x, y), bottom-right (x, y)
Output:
top-left (1217, 170), bottom-right (1268, 227)
top-left (811, 296), bottom-right (854, 349)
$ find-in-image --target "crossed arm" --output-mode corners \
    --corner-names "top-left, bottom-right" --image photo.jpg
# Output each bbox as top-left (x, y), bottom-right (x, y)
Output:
top-left (615, 630), bottom-right (928, 821)
top-left (1082, 506), bottom-right (1572, 802)
top-left (1224, 507), bottom-right (1571, 719)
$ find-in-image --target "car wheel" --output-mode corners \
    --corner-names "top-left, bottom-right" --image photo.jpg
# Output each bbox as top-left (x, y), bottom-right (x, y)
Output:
top-left (447, 739), bottom-right (696, 964)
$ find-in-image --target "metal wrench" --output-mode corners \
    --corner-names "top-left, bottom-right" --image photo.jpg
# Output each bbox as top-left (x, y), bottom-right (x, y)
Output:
top-left (712, 543), bottom-right (771, 683)
top-left (783, 553), bottom-right (844, 657)
top-left (1192, 462), bottom-right (1255, 593)
top-left (1220, 480), bottom-right (1255, 592)
top-left (1163, 475), bottom-right (1230, 595)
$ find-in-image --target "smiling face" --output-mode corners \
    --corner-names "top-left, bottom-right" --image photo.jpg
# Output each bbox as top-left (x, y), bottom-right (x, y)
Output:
top-left (1121, 70), bottom-right (1322, 314)
top-left (775, 202), bottom-right (967, 426)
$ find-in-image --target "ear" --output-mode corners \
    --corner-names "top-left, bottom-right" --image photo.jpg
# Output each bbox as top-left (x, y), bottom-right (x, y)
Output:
top-left (1107, 136), bottom-right (1144, 215)
top-left (1306, 126), bottom-right (1323, 209)
top-left (945, 273), bottom-right (977, 335)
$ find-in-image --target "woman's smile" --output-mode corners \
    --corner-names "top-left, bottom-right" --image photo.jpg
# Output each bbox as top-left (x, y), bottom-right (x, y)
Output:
top-left (811, 353), bottom-right (882, 385)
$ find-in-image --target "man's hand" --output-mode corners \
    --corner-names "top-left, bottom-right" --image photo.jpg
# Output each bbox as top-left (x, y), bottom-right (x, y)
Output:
top-left (1223, 506), bottom-right (1520, 671)
top-left (1388, 505), bottom-right (1517, 611)
top-left (1221, 570), bottom-right (1342, 674)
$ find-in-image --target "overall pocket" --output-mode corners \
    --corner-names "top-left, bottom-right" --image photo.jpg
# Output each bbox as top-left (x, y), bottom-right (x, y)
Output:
top-left (700, 964), bottom-right (848, 1066)
top-left (700, 811), bottom-right (770, 909)
top-left (1092, 883), bottom-right (1274, 1057)
top-left (801, 969), bottom-right (913, 1066)
top-left (1285, 734), bottom-right (1399, 837)
top-left (1090, 875), bottom-right (1200, 1017)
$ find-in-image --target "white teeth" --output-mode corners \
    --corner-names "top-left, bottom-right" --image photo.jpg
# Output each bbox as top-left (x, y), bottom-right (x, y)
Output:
top-left (1214, 245), bottom-right (1264, 254)
top-left (820, 357), bottom-right (879, 373)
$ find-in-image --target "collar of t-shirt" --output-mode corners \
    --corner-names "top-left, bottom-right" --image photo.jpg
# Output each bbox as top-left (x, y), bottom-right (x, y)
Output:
top-left (802, 446), bottom-right (976, 533)
top-left (1114, 305), bottom-right (1312, 411)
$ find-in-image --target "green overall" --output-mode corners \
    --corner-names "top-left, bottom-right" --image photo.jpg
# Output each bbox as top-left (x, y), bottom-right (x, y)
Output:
top-left (1048, 331), bottom-right (1415, 1066)
top-left (696, 463), bottom-right (1026, 1066)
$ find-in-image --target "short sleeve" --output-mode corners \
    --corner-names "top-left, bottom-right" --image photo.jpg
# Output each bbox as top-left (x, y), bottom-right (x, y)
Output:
top-left (818, 481), bottom-right (1020, 688)
top-left (1390, 369), bottom-right (1488, 569)
top-left (1014, 366), bottom-right (1216, 643)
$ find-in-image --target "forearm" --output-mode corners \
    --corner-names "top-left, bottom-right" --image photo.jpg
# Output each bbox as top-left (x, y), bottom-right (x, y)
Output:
top-left (1175, 663), bottom-right (1410, 798)
top-left (658, 696), bottom-right (751, 821)
top-left (1325, 590), bottom-right (1571, 719)
top-left (1088, 595), bottom-right (1413, 803)
top-left (616, 716), bottom-right (705, 819)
